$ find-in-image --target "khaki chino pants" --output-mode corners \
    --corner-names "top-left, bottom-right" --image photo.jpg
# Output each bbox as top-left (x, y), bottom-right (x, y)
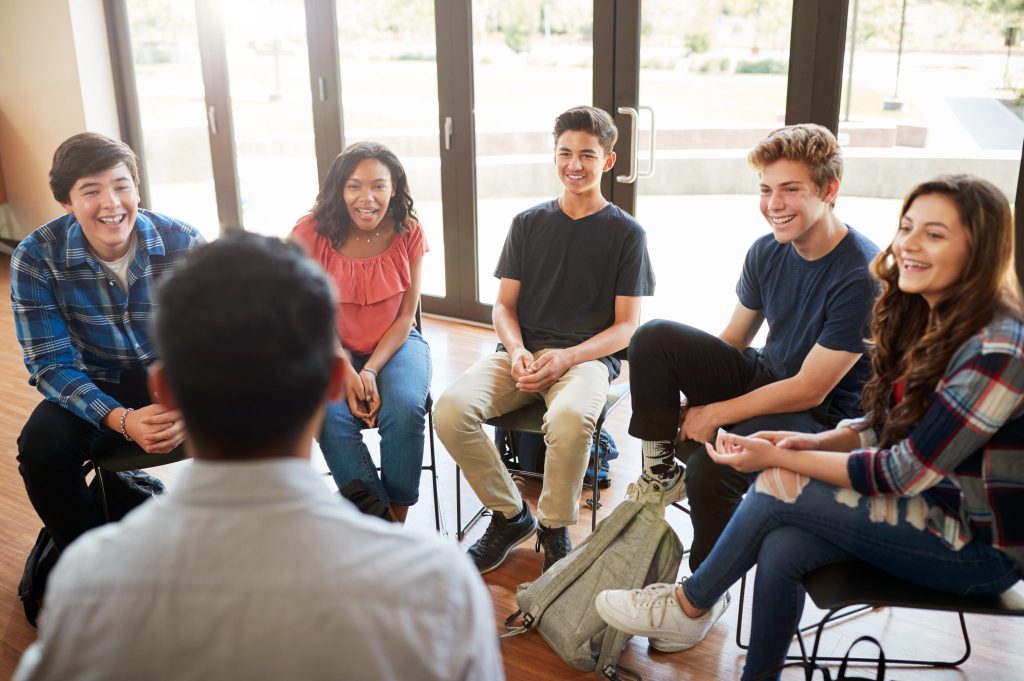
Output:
top-left (434, 350), bottom-right (609, 528)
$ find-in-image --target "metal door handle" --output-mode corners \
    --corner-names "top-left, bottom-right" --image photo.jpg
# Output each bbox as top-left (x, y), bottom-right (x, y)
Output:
top-left (207, 106), bottom-right (218, 136)
top-left (444, 116), bottom-right (453, 151)
top-left (616, 107), bottom-right (638, 183)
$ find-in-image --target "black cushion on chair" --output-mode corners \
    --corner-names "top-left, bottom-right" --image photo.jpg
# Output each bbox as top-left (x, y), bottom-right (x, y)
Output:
top-left (90, 443), bottom-right (189, 473)
top-left (803, 560), bottom-right (1024, 617)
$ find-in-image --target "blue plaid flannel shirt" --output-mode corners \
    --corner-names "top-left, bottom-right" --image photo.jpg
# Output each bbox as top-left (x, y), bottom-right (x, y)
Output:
top-left (11, 209), bottom-right (203, 428)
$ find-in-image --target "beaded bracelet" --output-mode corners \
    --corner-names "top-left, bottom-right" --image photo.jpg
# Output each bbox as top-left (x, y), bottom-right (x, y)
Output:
top-left (119, 407), bottom-right (135, 442)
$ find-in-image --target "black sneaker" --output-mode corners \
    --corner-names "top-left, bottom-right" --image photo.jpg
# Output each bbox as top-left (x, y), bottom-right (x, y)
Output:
top-left (467, 501), bottom-right (537, 574)
top-left (536, 524), bottom-right (572, 572)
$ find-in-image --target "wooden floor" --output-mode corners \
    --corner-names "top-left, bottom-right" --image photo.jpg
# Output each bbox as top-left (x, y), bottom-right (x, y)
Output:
top-left (1, 253), bottom-right (1022, 680)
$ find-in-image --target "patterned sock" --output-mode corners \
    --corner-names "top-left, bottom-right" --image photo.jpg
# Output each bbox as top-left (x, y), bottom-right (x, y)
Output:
top-left (641, 439), bottom-right (680, 482)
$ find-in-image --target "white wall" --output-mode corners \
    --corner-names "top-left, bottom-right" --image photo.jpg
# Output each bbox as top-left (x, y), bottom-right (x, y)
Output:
top-left (0, 0), bottom-right (120, 240)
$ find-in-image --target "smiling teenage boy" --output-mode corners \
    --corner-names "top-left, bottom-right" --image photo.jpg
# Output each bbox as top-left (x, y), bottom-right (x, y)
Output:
top-left (435, 106), bottom-right (655, 574)
top-left (625, 124), bottom-right (879, 576)
top-left (11, 132), bottom-right (202, 550)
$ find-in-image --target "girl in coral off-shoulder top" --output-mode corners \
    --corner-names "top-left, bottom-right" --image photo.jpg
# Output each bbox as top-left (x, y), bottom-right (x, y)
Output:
top-left (292, 141), bottom-right (430, 523)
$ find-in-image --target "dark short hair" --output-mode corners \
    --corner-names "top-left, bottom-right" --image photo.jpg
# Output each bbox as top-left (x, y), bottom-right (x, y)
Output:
top-left (552, 106), bottom-right (618, 156)
top-left (155, 233), bottom-right (337, 456)
top-left (49, 132), bottom-right (140, 204)
top-left (311, 141), bottom-right (416, 249)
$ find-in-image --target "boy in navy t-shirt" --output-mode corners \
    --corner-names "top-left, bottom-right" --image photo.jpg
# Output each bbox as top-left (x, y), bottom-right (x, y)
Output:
top-left (627, 124), bottom-right (879, 573)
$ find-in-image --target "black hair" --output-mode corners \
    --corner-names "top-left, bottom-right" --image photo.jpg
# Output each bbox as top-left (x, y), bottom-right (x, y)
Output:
top-left (49, 132), bottom-right (140, 204)
top-left (155, 233), bottom-right (337, 456)
top-left (552, 106), bottom-right (618, 156)
top-left (311, 141), bottom-right (416, 249)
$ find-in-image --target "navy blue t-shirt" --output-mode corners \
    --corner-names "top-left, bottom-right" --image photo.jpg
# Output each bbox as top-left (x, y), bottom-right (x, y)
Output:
top-left (736, 227), bottom-right (879, 419)
top-left (494, 199), bottom-right (655, 380)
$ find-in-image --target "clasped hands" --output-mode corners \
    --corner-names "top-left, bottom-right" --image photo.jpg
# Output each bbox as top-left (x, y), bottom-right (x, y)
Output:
top-left (347, 366), bottom-right (381, 428)
top-left (120, 404), bottom-right (186, 454)
top-left (510, 348), bottom-right (574, 392)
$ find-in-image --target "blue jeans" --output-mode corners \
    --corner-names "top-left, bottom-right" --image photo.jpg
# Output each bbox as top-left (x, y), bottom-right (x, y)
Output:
top-left (682, 476), bottom-right (1021, 681)
top-left (319, 330), bottom-right (431, 506)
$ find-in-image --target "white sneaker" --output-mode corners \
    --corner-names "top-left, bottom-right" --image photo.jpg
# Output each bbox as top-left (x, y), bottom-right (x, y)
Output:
top-left (595, 582), bottom-right (731, 653)
top-left (624, 469), bottom-right (687, 506)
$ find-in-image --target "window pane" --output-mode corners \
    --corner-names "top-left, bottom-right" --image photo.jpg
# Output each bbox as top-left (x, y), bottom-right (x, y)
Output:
top-left (224, 0), bottom-right (318, 238)
top-left (839, 0), bottom-right (1024, 251)
top-left (472, 0), bottom-right (594, 306)
top-left (337, 0), bottom-right (446, 297)
top-left (125, 0), bottom-right (219, 240)
top-left (637, 1), bottom-right (793, 340)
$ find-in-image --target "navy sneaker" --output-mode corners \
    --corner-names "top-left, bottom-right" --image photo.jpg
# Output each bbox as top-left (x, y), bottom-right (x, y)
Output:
top-left (466, 501), bottom-right (537, 574)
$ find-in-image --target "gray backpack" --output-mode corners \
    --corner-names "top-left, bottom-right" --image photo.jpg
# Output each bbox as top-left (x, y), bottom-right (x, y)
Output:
top-left (503, 498), bottom-right (683, 679)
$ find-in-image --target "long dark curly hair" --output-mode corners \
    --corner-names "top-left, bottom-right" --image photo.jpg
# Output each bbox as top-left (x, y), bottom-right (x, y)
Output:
top-left (311, 141), bottom-right (416, 249)
top-left (861, 175), bottom-right (1023, 445)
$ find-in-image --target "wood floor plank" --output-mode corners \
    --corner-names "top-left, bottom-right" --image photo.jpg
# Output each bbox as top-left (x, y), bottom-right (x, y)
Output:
top-left (0, 254), bottom-right (1021, 680)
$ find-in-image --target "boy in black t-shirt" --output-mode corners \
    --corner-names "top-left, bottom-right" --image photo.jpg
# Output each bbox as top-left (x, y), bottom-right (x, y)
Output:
top-left (626, 124), bottom-right (880, 579)
top-left (435, 107), bottom-right (655, 575)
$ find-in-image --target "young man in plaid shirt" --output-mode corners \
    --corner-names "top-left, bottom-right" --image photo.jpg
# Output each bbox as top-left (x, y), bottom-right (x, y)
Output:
top-left (11, 132), bottom-right (202, 549)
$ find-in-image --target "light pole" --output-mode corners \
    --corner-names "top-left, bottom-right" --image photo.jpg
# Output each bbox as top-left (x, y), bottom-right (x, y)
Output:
top-left (844, 0), bottom-right (860, 122)
top-left (1006, 26), bottom-right (1020, 90)
top-left (884, 0), bottom-right (908, 111)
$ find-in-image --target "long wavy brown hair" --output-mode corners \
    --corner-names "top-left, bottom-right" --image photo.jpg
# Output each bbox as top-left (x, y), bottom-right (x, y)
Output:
top-left (861, 175), bottom-right (1023, 445)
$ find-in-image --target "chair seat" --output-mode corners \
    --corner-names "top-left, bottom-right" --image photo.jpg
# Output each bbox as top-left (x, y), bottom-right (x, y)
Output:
top-left (803, 560), bottom-right (1024, 617)
top-left (89, 443), bottom-right (189, 473)
top-left (484, 382), bottom-right (630, 433)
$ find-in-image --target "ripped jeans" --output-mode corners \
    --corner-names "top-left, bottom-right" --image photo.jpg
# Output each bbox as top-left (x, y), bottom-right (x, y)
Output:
top-left (682, 475), bottom-right (1021, 681)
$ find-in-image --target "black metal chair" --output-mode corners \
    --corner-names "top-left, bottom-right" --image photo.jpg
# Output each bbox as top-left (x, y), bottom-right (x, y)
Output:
top-left (455, 380), bottom-right (630, 540)
top-left (84, 443), bottom-right (188, 522)
top-left (735, 559), bottom-right (1024, 668)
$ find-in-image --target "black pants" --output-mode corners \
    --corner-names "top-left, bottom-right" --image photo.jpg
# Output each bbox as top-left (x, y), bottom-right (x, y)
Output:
top-left (627, 320), bottom-right (836, 571)
top-left (17, 369), bottom-right (152, 550)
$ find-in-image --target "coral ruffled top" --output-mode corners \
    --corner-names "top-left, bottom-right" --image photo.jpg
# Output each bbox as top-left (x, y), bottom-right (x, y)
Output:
top-left (291, 215), bottom-right (428, 355)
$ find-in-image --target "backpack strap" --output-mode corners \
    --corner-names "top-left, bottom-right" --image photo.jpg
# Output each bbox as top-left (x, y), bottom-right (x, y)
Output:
top-left (519, 500), bottom-right (646, 626)
top-left (594, 509), bottom-right (669, 673)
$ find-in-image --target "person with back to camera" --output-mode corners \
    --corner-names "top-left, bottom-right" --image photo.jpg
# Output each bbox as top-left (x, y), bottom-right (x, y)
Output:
top-left (13, 233), bottom-right (502, 681)
top-left (597, 175), bottom-right (1024, 680)
top-left (292, 141), bottom-right (430, 523)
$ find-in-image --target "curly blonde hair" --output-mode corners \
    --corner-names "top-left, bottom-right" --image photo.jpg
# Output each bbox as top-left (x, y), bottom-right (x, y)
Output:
top-left (747, 124), bottom-right (843, 208)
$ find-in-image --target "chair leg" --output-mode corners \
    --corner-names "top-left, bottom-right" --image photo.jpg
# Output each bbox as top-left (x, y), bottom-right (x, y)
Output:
top-left (584, 415), bottom-right (605, 530)
top-left (86, 462), bottom-right (111, 523)
top-left (455, 464), bottom-right (488, 541)
top-left (426, 411), bottom-right (444, 535)
top-left (802, 606), bottom-right (970, 663)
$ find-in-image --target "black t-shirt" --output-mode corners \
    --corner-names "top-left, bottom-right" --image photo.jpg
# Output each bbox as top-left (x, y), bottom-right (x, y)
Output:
top-left (736, 226), bottom-right (880, 421)
top-left (494, 199), bottom-right (655, 380)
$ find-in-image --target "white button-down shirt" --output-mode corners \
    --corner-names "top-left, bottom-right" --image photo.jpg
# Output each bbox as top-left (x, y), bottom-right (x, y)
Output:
top-left (14, 458), bottom-right (503, 681)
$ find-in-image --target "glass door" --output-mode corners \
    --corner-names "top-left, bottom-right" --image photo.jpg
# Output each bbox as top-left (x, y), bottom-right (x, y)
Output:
top-left (470, 0), bottom-right (594, 308)
top-left (222, 0), bottom-right (319, 237)
top-left (124, 0), bottom-right (219, 240)
top-left (837, 0), bottom-right (1023, 248)
top-left (336, 0), bottom-right (447, 297)
top-left (632, 1), bottom-right (794, 341)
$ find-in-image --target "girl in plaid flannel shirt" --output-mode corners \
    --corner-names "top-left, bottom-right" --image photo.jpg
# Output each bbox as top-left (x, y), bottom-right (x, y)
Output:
top-left (595, 175), bottom-right (1024, 680)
